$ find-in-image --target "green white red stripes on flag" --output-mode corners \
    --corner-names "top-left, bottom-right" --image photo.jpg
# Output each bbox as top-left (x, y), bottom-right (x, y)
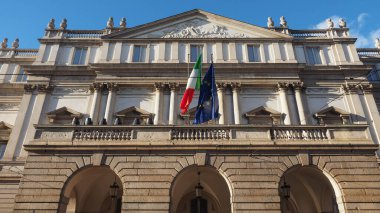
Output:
top-left (180, 54), bottom-right (202, 114)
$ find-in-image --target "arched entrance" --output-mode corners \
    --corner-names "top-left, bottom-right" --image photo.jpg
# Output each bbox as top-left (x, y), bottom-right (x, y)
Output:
top-left (58, 166), bottom-right (123, 213)
top-left (170, 166), bottom-right (231, 213)
top-left (279, 166), bottom-right (344, 213)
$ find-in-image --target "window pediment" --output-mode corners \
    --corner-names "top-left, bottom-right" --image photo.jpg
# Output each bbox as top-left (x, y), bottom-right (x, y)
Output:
top-left (314, 106), bottom-right (350, 125)
top-left (244, 106), bottom-right (281, 125)
top-left (0, 121), bottom-right (13, 142)
top-left (47, 107), bottom-right (83, 124)
top-left (115, 106), bottom-right (153, 125)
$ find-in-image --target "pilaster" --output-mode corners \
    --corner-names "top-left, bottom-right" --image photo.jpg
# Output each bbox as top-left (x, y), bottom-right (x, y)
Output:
top-left (168, 83), bottom-right (179, 125)
top-left (292, 82), bottom-right (307, 125)
top-left (104, 83), bottom-right (119, 125)
top-left (217, 82), bottom-right (227, 124)
top-left (154, 82), bottom-right (164, 125)
top-left (342, 84), bottom-right (367, 124)
top-left (89, 83), bottom-right (104, 124)
top-left (171, 42), bottom-right (179, 63)
top-left (228, 42), bottom-right (238, 63)
top-left (277, 82), bottom-right (291, 125)
top-left (231, 82), bottom-right (241, 124)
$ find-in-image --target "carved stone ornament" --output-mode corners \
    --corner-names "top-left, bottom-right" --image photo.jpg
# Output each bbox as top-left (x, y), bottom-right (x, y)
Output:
top-left (107, 17), bottom-right (114, 28)
top-left (120, 17), bottom-right (127, 28)
top-left (342, 84), bottom-right (359, 94)
top-left (107, 83), bottom-right (119, 91)
top-left (24, 84), bottom-right (36, 93)
top-left (1, 38), bottom-right (7, 49)
top-left (216, 82), bottom-right (227, 91)
top-left (230, 82), bottom-right (241, 91)
top-left (375, 38), bottom-right (380, 49)
top-left (154, 82), bottom-right (165, 90)
top-left (90, 83), bottom-right (105, 92)
top-left (161, 19), bottom-right (250, 38)
top-left (267, 17), bottom-right (274, 28)
top-left (169, 82), bottom-right (179, 91)
top-left (292, 82), bottom-right (305, 90)
top-left (339, 18), bottom-right (346, 28)
top-left (0, 103), bottom-right (19, 111)
top-left (326, 18), bottom-right (334, 28)
top-left (47, 18), bottom-right (55, 30)
top-left (37, 84), bottom-right (54, 93)
top-left (276, 82), bottom-right (290, 91)
top-left (12, 38), bottom-right (19, 49)
top-left (358, 84), bottom-right (373, 94)
top-left (280, 16), bottom-right (287, 28)
top-left (53, 87), bottom-right (89, 94)
top-left (60, 18), bottom-right (67, 30)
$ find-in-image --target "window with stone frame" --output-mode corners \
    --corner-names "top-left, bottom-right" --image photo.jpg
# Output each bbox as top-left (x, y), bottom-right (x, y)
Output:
top-left (72, 47), bottom-right (88, 65)
top-left (247, 45), bottom-right (261, 62)
top-left (46, 107), bottom-right (83, 125)
top-left (244, 106), bottom-right (281, 125)
top-left (15, 66), bottom-right (27, 82)
top-left (306, 47), bottom-right (322, 65)
top-left (132, 45), bottom-right (147, 62)
top-left (313, 106), bottom-right (350, 125)
top-left (190, 44), bottom-right (203, 62)
top-left (0, 121), bottom-right (12, 159)
top-left (115, 106), bottom-right (153, 125)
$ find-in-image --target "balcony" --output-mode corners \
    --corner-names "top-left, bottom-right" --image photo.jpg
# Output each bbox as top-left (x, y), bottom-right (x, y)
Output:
top-left (26, 124), bottom-right (374, 152)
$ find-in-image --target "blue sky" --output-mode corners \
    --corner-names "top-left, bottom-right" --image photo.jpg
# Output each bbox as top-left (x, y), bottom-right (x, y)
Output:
top-left (1, 0), bottom-right (380, 48)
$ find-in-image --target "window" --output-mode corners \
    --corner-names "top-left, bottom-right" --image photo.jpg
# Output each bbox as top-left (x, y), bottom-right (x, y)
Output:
top-left (247, 45), bottom-right (260, 62)
top-left (306, 47), bottom-right (322, 65)
top-left (132, 45), bottom-right (147, 62)
top-left (0, 143), bottom-right (6, 159)
top-left (72, 47), bottom-right (88, 65)
top-left (190, 45), bottom-right (203, 62)
top-left (16, 67), bottom-right (27, 82)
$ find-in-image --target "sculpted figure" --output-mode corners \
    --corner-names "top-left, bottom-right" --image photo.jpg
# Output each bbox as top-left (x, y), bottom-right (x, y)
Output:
top-left (326, 18), bottom-right (334, 28)
top-left (1, 38), bottom-right (8, 49)
top-left (280, 16), bottom-right (287, 28)
top-left (120, 17), bottom-right (126, 28)
top-left (60, 18), bottom-right (67, 30)
top-left (375, 38), bottom-right (380, 49)
top-left (339, 18), bottom-right (346, 28)
top-left (267, 17), bottom-right (274, 28)
top-left (12, 38), bottom-right (19, 49)
top-left (47, 18), bottom-right (55, 30)
top-left (107, 17), bottom-right (114, 28)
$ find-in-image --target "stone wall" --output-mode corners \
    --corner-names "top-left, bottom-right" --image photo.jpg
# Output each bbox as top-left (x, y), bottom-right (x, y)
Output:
top-left (12, 151), bottom-right (380, 212)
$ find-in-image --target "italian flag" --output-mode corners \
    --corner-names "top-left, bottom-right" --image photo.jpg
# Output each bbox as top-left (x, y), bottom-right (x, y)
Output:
top-left (180, 54), bottom-right (202, 114)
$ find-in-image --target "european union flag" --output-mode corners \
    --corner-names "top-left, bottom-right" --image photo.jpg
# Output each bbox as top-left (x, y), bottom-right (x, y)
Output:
top-left (194, 64), bottom-right (219, 124)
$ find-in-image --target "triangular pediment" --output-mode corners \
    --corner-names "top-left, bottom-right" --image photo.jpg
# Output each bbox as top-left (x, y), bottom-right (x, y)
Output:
top-left (47, 107), bottom-right (82, 118)
top-left (115, 106), bottom-right (152, 117)
top-left (0, 121), bottom-right (13, 130)
top-left (315, 106), bottom-right (350, 117)
top-left (104, 9), bottom-right (291, 39)
top-left (245, 106), bottom-right (281, 117)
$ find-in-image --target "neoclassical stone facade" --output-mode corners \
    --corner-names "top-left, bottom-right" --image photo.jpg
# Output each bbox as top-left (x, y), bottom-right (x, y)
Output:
top-left (1, 9), bottom-right (380, 212)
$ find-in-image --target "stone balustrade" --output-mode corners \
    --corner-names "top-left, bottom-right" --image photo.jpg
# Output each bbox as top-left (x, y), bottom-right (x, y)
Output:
top-left (357, 48), bottom-right (380, 58)
top-left (63, 30), bottom-right (105, 38)
top-left (31, 124), bottom-right (371, 147)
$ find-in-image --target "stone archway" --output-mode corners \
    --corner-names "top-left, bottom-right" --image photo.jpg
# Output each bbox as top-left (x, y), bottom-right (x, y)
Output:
top-left (170, 165), bottom-right (232, 213)
top-left (58, 166), bottom-right (123, 213)
top-left (279, 166), bottom-right (345, 213)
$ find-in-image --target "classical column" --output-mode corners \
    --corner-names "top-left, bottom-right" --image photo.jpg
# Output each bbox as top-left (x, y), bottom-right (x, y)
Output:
top-left (89, 83), bottom-right (104, 124)
top-left (358, 84), bottom-right (380, 145)
top-left (154, 83), bottom-right (164, 125)
top-left (18, 84), bottom-right (53, 158)
top-left (217, 83), bottom-right (227, 124)
top-left (104, 83), bottom-right (119, 125)
top-left (231, 82), bottom-right (241, 125)
top-left (168, 83), bottom-right (179, 125)
top-left (277, 82), bottom-right (291, 125)
top-left (293, 82), bottom-right (307, 125)
top-left (3, 84), bottom-right (35, 160)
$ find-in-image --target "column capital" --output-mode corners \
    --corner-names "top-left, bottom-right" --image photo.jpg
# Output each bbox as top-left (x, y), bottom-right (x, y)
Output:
top-left (90, 83), bottom-right (105, 93)
top-left (358, 83), bottom-right (373, 94)
top-left (292, 81), bottom-right (305, 91)
top-left (37, 84), bottom-right (54, 93)
top-left (276, 82), bottom-right (291, 91)
top-left (168, 82), bottom-right (179, 91)
top-left (24, 84), bottom-right (36, 93)
top-left (107, 83), bottom-right (119, 92)
top-left (230, 82), bottom-right (241, 91)
top-left (216, 82), bottom-right (227, 91)
top-left (154, 82), bottom-right (165, 91)
top-left (342, 83), bottom-right (359, 94)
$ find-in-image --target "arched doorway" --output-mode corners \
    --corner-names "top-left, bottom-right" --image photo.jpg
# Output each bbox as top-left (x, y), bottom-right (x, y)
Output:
top-left (279, 166), bottom-right (344, 213)
top-left (170, 166), bottom-right (231, 213)
top-left (58, 166), bottom-right (123, 213)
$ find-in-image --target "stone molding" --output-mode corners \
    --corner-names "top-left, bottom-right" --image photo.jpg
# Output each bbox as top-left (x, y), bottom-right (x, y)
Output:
top-left (23, 84), bottom-right (53, 93)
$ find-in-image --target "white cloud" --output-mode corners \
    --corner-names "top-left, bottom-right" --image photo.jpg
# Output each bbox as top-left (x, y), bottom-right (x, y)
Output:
top-left (312, 13), bottom-right (380, 48)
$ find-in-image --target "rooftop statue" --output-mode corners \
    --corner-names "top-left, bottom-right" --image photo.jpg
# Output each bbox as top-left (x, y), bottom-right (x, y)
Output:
top-left (267, 17), bottom-right (274, 28)
top-left (375, 38), bottom-right (380, 49)
top-left (1, 38), bottom-right (8, 49)
top-left (280, 16), bottom-right (287, 28)
top-left (60, 18), bottom-right (67, 30)
top-left (339, 18), bottom-right (346, 28)
top-left (107, 17), bottom-right (114, 28)
top-left (120, 18), bottom-right (127, 28)
top-left (326, 18), bottom-right (334, 28)
top-left (12, 38), bottom-right (19, 49)
top-left (47, 18), bottom-right (55, 30)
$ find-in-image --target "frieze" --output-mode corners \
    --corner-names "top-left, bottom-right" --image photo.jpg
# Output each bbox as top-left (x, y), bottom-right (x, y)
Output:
top-left (0, 103), bottom-right (19, 111)
top-left (161, 19), bottom-right (250, 38)
top-left (305, 87), bottom-right (342, 95)
top-left (53, 87), bottom-right (90, 94)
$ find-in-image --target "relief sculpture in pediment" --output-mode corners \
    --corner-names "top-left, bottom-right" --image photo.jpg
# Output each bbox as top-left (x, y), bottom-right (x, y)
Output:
top-left (161, 19), bottom-right (249, 38)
